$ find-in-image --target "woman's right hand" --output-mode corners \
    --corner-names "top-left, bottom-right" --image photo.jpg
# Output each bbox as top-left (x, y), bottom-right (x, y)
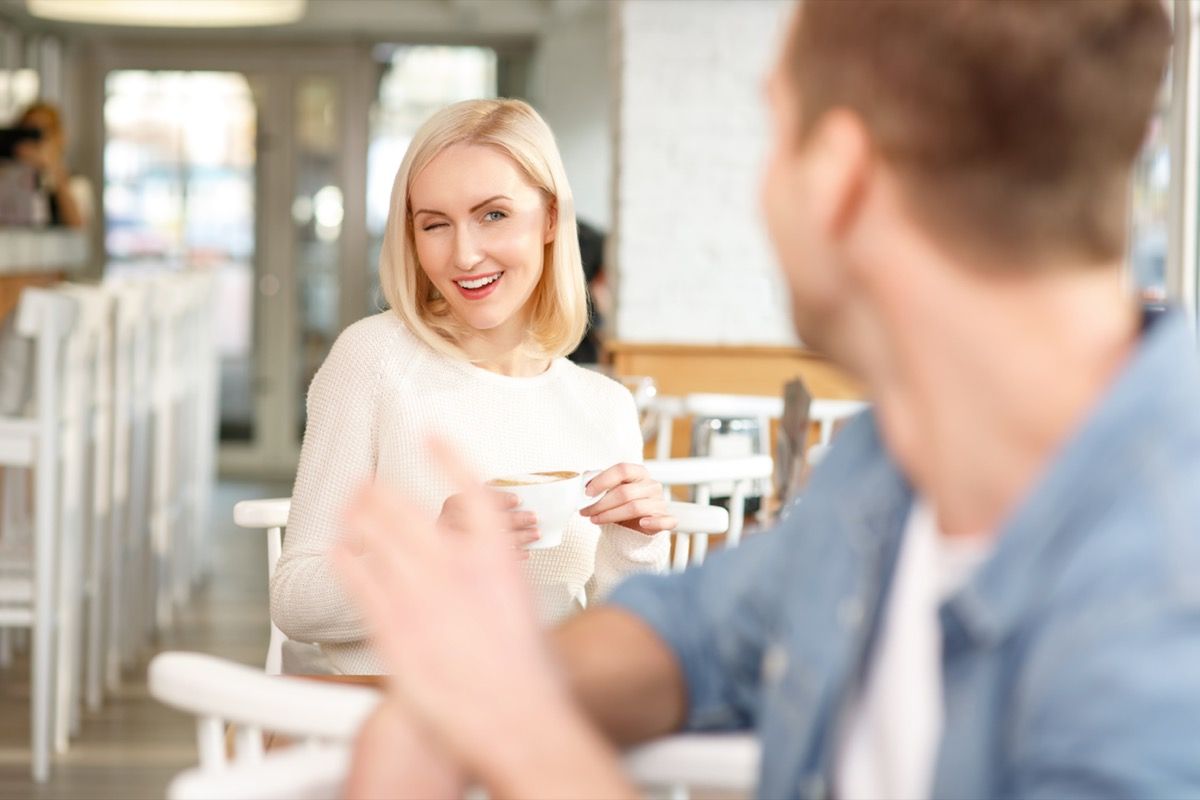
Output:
top-left (438, 491), bottom-right (539, 559)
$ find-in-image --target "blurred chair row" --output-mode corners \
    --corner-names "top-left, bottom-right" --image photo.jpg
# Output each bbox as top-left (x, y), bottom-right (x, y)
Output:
top-left (0, 271), bottom-right (219, 781)
top-left (149, 650), bottom-right (761, 800)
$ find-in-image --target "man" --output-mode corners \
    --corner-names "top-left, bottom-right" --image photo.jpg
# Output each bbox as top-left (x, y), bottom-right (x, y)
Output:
top-left (334, 1), bottom-right (1200, 797)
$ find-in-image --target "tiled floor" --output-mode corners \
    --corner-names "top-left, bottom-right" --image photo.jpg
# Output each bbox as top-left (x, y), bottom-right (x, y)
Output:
top-left (0, 480), bottom-right (289, 800)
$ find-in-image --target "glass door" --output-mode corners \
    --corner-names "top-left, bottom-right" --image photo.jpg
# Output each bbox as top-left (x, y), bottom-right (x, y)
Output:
top-left (103, 70), bottom-right (259, 443)
top-left (99, 48), bottom-right (370, 477)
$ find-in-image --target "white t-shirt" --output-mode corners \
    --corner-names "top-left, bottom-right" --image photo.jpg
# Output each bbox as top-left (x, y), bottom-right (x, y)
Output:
top-left (835, 500), bottom-right (991, 800)
top-left (271, 313), bottom-right (670, 674)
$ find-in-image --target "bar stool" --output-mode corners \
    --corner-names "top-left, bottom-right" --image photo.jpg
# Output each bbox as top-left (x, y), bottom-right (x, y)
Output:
top-left (51, 283), bottom-right (115, 750)
top-left (104, 276), bottom-right (155, 672)
top-left (58, 284), bottom-right (117, 716)
top-left (0, 287), bottom-right (79, 781)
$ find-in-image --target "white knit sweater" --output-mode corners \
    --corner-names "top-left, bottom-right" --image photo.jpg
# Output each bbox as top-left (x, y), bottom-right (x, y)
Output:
top-left (271, 312), bottom-right (669, 674)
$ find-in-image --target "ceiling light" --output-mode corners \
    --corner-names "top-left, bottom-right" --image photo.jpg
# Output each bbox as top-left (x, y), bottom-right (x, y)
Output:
top-left (27, 0), bottom-right (306, 27)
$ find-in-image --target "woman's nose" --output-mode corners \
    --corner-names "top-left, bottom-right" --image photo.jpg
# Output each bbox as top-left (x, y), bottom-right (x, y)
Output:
top-left (453, 227), bottom-right (484, 271)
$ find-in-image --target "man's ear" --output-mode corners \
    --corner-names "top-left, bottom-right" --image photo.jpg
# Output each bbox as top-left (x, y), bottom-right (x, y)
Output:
top-left (544, 199), bottom-right (558, 245)
top-left (807, 110), bottom-right (872, 242)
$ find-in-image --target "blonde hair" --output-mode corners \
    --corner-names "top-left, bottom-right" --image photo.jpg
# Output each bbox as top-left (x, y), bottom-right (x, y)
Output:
top-left (379, 98), bottom-right (588, 362)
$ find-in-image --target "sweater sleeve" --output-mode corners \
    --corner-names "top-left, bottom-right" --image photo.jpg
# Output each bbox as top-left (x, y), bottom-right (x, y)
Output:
top-left (586, 389), bottom-right (671, 604)
top-left (270, 324), bottom-right (384, 644)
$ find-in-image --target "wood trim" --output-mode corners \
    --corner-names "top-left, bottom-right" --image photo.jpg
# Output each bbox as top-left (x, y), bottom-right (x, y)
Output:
top-left (606, 340), bottom-right (863, 400)
top-left (0, 272), bottom-right (62, 323)
top-left (606, 340), bottom-right (863, 461)
top-left (608, 340), bottom-right (825, 358)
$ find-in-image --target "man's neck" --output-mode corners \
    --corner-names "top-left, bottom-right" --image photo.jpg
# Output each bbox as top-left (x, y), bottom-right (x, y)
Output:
top-left (864, 250), bottom-right (1139, 537)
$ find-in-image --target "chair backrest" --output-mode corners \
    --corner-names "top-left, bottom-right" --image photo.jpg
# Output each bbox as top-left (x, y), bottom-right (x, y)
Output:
top-left (151, 650), bottom-right (759, 800)
top-left (643, 395), bottom-right (684, 460)
top-left (236, 495), bottom-right (728, 672)
top-left (682, 393), bottom-right (783, 421)
top-left (645, 455), bottom-right (774, 570)
top-left (148, 651), bottom-right (381, 769)
top-left (232, 498), bottom-right (290, 674)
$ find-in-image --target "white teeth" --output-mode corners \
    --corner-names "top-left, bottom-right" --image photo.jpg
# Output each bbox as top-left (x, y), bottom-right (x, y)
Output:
top-left (457, 273), bottom-right (501, 290)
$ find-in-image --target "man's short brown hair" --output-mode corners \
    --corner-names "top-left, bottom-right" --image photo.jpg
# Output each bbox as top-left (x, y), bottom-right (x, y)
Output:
top-left (788, 0), bottom-right (1172, 264)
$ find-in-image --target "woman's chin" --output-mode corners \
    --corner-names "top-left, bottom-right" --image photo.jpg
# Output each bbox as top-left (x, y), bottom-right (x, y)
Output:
top-left (456, 310), bottom-right (514, 333)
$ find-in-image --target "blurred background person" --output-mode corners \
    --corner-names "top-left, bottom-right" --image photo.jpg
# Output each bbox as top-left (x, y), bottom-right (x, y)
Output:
top-left (11, 100), bottom-right (91, 228)
top-left (568, 218), bottom-right (608, 364)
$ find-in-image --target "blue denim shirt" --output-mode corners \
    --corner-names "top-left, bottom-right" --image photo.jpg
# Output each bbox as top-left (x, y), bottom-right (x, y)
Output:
top-left (609, 310), bottom-right (1200, 799)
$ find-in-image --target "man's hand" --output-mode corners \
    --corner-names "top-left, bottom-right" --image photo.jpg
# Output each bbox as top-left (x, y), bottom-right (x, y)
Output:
top-left (331, 438), bottom-right (636, 799)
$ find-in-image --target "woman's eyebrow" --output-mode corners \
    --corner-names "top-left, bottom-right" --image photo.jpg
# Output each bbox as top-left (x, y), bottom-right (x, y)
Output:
top-left (413, 194), bottom-right (512, 218)
top-left (469, 194), bottom-right (512, 213)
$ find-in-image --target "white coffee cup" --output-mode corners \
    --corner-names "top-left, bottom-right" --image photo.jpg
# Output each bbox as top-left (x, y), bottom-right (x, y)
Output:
top-left (486, 469), bottom-right (602, 550)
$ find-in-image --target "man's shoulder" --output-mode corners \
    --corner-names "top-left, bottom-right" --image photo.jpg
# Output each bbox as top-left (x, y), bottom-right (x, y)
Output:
top-left (1053, 439), bottom-right (1200, 612)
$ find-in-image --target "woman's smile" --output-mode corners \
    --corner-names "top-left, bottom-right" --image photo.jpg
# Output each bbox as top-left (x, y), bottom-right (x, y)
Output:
top-left (453, 271), bottom-right (504, 299)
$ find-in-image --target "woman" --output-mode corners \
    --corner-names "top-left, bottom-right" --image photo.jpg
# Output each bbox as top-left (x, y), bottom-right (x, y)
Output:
top-left (271, 99), bottom-right (674, 675)
top-left (13, 101), bottom-right (90, 228)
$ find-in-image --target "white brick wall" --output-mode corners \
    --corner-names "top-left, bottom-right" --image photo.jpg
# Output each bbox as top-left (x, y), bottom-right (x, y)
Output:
top-left (613, 0), bottom-right (797, 345)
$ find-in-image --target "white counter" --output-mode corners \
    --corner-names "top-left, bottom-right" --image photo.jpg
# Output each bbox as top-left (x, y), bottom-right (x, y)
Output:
top-left (0, 228), bottom-right (89, 274)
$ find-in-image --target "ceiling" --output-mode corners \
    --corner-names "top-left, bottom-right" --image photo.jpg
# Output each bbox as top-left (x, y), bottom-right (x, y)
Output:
top-left (0, 0), bottom-right (600, 42)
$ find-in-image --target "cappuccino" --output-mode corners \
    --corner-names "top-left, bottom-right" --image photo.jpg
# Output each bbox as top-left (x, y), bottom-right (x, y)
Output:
top-left (486, 473), bottom-right (564, 488)
top-left (483, 469), bottom-right (601, 550)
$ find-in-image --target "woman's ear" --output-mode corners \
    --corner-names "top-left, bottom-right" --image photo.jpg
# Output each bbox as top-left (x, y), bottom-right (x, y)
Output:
top-left (544, 199), bottom-right (558, 245)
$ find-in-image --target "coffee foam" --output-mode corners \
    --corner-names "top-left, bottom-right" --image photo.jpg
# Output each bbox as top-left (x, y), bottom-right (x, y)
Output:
top-left (487, 473), bottom-right (561, 487)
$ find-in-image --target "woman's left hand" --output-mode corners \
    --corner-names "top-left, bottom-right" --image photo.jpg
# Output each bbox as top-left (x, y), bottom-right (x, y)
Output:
top-left (580, 463), bottom-right (676, 535)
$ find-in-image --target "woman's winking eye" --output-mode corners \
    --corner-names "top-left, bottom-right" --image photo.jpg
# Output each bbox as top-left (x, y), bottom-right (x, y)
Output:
top-left (417, 209), bottom-right (506, 232)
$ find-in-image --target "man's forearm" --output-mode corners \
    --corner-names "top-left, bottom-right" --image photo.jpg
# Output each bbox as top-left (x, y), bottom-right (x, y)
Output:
top-left (549, 605), bottom-right (688, 747)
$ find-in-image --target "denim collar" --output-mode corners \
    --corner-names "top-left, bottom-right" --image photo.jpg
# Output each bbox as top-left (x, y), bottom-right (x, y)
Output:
top-left (939, 308), bottom-right (1200, 646)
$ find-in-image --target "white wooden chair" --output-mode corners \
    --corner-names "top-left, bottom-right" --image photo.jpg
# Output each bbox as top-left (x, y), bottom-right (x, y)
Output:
top-left (148, 650), bottom-right (760, 800)
top-left (683, 393), bottom-right (782, 460)
top-left (641, 391), bottom-right (867, 471)
top-left (0, 287), bottom-right (79, 781)
top-left (232, 498), bottom-right (292, 675)
top-left (804, 398), bottom-right (869, 468)
top-left (644, 394), bottom-right (685, 460)
top-left (234, 497), bottom-right (730, 675)
top-left (644, 455), bottom-right (774, 570)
